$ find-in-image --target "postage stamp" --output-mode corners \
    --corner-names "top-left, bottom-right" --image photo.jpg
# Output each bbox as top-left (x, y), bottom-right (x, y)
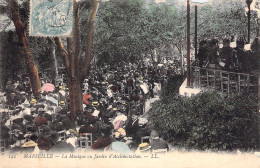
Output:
top-left (29, 0), bottom-right (73, 37)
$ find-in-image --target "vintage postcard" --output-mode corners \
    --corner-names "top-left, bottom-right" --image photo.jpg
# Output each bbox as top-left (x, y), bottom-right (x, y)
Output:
top-left (0, 0), bottom-right (259, 167)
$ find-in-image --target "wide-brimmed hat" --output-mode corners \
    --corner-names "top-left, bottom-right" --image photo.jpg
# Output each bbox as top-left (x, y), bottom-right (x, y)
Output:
top-left (117, 128), bottom-right (126, 137)
top-left (59, 101), bottom-right (65, 106)
top-left (20, 91), bottom-right (26, 95)
top-left (92, 101), bottom-right (99, 106)
top-left (22, 140), bottom-right (37, 147)
top-left (59, 86), bottom-right (66, 90)
top-left (30, 99), bottom-right (37, 104)
top-left (114, 132), bottom-right (121, 138)
top-left (138, 143), bottom-right (151, 152)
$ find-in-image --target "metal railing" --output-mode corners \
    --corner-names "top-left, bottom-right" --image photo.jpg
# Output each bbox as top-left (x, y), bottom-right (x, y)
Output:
top-left (190, 66), bottom-right (259, 95)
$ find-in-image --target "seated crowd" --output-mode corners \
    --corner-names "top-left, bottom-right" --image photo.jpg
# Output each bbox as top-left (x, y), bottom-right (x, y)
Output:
top-left (0, 61), bottom-right (173, 155)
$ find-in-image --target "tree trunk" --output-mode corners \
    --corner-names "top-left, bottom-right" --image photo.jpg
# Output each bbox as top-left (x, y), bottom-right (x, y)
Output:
top-left (81, 0), bottom-right (99, 82)
top-left (55, 37), bottom-right (83, 124)
top-left (54, 38), bottom-right (70, 75)
top-left (55, 0), bottom-right (99, 125)
top-left (75, 83), bottom-right (83, 114)
top-left (10, 0), bottom-right (41, 99)
top-left (49, 39), bottom-right (58, 84)
top-left (53, 46), bottom-right (59, 83)
top-left (68, 80), bottom-right (82, 123)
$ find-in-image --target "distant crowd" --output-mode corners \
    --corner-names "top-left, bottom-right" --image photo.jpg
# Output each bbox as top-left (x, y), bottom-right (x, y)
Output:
top-left (196, 37), bottom-right (260, 74)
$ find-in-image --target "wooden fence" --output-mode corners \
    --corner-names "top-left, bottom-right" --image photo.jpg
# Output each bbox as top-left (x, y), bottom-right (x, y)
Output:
top-left (190, 66), bottom-right (260, 95)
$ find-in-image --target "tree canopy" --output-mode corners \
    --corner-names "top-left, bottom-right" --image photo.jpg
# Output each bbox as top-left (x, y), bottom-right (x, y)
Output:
top-left (1, 0), bottom-right (259, 84)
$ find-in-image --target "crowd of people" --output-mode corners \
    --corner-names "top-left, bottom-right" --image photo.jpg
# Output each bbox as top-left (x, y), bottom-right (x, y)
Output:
top-left (0, 60), bottom-right (178, 155)
top-left (196, 36), bottom-right (260, 74)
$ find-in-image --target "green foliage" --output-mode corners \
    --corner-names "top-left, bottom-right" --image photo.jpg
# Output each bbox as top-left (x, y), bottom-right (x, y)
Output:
top-left (94, 0), bottom-right (145, 64)
top-left (196, 1), bottom-right (249, 40)
top-left (149, 91), bottom-right (260, 151)
top-left (94, 0), bottom-right (179, 65)
top-left (0, 31), bottom-right (23, 85)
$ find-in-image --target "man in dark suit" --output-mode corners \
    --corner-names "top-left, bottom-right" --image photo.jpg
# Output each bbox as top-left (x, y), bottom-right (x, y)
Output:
top-left (233, 37), bottom-right (251, 73)
top-left (125, 115), bottom-right (139, 137)
top-left (219, 39), bottom-right (234, 70)
top-left (197, 40), bottom-right (208, 67)
top-left (250, 38), bottom-right (260, 73)
top-left (150, 131), bottom-right (169, 151)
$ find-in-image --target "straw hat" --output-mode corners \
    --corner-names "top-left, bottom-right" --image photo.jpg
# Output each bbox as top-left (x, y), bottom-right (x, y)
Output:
top-left (114, 132), bottom-right (121, 138)
top-left (59, 101), bottom-right (65, 106)
top-left (138, 143), bottom-right (151, 152)
top-left (59, 86), bottom-right (66, 90)
top-left (92, 101), bottom-right (99, 106)
top-left (30, 99), bottom-right (37, 104)
top-left (117, 128), bottom-right (126, 137)
top-left (22, 140), bottom-right (37, 148)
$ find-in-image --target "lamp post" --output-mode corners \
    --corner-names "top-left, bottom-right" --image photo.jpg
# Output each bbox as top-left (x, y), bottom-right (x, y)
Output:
top-left (246, 0), bottom-right (253, 43)
top-left (195, 5), bottom-right (198, 59)
top-left (192, 0), bottom-right (211, 59)
top-left (186, 0), bottom-right (210, 87)
top-left (187, 0), bottom-right (191, 87)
